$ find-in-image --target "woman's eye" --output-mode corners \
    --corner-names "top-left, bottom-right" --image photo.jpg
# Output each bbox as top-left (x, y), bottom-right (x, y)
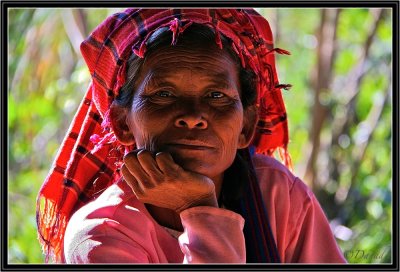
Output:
top-left (155, 90), bottom-right (173, 97)
top-left (207, 92), bottom-right (225, 98)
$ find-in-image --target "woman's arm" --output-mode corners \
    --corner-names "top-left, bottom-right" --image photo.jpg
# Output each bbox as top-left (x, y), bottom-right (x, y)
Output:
top-left (253, 155), bottom-right (346, 263)
top-left (179, 206), bottom-right (245, 263)
top-left (284, 178), bottom-right (347, 263)
top-left (63, 183), bottom-right (246, 264)
top-left (64, 219), bottom-right (154, 263)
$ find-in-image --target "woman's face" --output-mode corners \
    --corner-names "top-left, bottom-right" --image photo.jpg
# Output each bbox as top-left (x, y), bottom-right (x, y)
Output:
top-left (122, 44), bottom-right (251, 182)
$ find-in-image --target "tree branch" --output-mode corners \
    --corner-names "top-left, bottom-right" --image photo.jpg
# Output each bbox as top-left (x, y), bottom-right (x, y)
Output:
top-left (61, 9), bottom-right (86, 55)
top-left (334, 73), bottom-right (391, 203)
top-left (304, 8), bottom-right (341, 189)
top-left (331, 9), bottom-right (385, 144)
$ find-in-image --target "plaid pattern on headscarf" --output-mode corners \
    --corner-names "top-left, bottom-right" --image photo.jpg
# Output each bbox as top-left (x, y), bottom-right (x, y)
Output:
top-left (36, 8), bottom-right (291, 263)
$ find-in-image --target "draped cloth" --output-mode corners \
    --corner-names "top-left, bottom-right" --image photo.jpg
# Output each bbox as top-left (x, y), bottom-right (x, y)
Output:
top-left (36, 8), bottom-right (291, 263)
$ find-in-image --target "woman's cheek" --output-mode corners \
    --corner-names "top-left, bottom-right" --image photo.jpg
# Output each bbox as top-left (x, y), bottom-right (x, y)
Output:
top-left (127, 110), bottom-right (169, 149)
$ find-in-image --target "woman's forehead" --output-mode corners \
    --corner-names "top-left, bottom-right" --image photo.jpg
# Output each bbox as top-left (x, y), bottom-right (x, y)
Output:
top-left (137, 47), bottom-right (239, 87)
top-left (146, 65), bottom-right (235, 80)
top-left (142, 68), bottom-right (237, 90)
top-left (142, 45), bottom-right (238, 72)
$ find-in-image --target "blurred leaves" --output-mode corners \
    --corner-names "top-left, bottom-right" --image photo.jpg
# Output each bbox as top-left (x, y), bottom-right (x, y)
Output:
top-left (8, 8), bottom-right (393, 263)
top-left (260, 8), bottom-right (392, 264)
top-left (8, 8), bottom-right (113, 263)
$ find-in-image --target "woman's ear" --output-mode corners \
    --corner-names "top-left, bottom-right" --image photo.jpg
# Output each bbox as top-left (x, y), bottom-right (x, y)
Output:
top-left (109, 102), bottom-right (135, 145)
top-left (238, 105), bottom-right (258, 149)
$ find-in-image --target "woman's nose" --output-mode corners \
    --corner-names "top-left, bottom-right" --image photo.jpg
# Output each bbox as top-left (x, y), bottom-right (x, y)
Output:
top-left (174, 115), bottom-right (208, 129)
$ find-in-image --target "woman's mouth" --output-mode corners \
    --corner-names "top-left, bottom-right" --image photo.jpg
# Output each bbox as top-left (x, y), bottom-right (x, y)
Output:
top-left (166, 139), bottom-right (215, 150)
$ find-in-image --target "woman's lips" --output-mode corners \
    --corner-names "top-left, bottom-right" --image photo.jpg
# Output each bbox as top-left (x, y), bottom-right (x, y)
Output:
top-left (166, 139), bottom-right (215, 150)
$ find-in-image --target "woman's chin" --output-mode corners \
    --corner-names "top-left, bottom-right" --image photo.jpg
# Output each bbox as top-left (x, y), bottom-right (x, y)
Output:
top-left (171, 155), bottom-right (216, 176)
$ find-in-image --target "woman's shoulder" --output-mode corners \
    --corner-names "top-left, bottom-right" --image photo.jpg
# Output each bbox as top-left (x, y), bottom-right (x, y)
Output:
top-left (65, 180), bottom-right (152, 238)
top-left (252, 154), bottom-right (296, 184)
top-left (63, 181), bottom-right (163, 263)
top-left (252, 153), bottom-right (295, 174)
top-left (251, 153), bottom-right (314, 201)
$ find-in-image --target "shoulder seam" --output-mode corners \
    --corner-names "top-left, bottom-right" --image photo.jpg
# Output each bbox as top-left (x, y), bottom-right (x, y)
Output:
top-left (254, 165), bottom-right (297, 188)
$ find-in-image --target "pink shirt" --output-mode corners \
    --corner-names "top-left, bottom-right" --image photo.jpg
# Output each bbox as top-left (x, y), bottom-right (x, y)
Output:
top-left (63, 154), bottom-right (347, 263)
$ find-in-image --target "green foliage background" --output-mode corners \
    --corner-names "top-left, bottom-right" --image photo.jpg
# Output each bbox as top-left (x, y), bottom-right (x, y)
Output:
top-left (8, 8), bottom-right (393, 263)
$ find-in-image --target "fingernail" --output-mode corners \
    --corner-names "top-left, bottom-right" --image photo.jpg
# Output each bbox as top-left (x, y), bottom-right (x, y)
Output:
top-left (132, 148), bottom-right (144, 155)
top-left (137, 149), bottom-right (147, 156)
top-left (155, 152), bottom-right (174, 161)
top-left (123, 149), bottom-right (143, 161)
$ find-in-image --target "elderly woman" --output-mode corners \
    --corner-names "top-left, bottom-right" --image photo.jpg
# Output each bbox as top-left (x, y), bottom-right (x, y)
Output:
top-left (36, 8), bottom-right (346, 263)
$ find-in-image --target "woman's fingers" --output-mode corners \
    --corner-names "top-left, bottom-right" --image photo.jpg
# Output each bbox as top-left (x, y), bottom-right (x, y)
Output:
top-left (155, 152), bottom-right (181, 175)
top-left (123, 150), bottom-right (217, 212)
top-left (121, 164), bottom-right (144, 196)
top-left (136, 150), bottom-right (163, 182)
top-left (124, 151), bottom-right (155, 188)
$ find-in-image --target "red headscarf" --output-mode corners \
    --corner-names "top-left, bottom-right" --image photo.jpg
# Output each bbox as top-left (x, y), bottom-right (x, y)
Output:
top-left (36, 8), bottom-right (291, 263)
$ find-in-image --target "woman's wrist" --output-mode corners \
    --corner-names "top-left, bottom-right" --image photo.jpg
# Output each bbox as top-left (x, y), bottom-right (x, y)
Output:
top-left (176, 192), bottom-right (219, 213)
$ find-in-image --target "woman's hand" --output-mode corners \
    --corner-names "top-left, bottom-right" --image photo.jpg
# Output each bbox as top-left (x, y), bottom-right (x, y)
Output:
top-left (121, 149), bottom-right (218, 213)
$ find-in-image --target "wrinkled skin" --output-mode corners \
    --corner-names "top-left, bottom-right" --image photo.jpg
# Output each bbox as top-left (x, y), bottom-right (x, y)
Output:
top-left (110, 42), bottom-right (256, 223)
